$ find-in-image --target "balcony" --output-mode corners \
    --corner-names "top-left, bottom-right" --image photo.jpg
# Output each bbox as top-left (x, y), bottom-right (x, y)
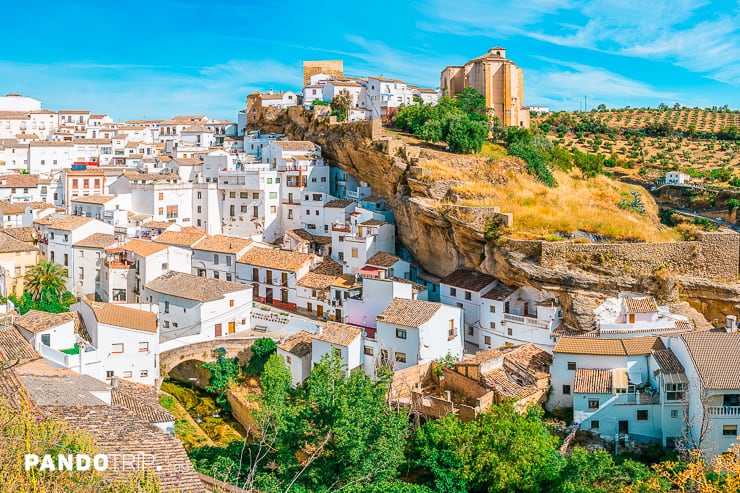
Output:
top-left (615, 391), bottom-right (661, 406)
top-left (39, 340), bottom-right (100, 369)
top-left (332, 223), bottom-right (351, 233)
top-left (708, 406), bottom-right (740, 417)
top-left (503, 312), bottom-right (552, 330)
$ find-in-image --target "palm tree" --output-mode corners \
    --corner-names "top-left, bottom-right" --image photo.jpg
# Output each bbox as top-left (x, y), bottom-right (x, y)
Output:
top-left (24, 261), bottom-right (68, 301)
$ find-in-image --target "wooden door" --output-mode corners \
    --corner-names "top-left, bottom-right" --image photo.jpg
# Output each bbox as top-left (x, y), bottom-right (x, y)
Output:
top-left (317, 305), bottom-right (323, 318)
top-left (335, 309), bottom-right (342, 322)
top-left (266, 288), bottom-right (273, 304)
top-left (228, 321), bottom-right (235, 334)
top-left (215, 323), bottom-right (222, 337)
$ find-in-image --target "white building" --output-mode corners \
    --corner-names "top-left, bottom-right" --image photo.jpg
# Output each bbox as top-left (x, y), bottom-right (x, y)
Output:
top-left (311, 322), bottom-right (363, 375)
top-left (191, 235), bottom-right (252, 282)
top-left (331, 211), bottom-right (395, 274)
top-left (109, 172), bottom-right (192, 227)
top-left (366, 77), bottom-right (415, 120)
top-left (664, 172), bottom-right (691, 186)
top-left (144, 271), bottom-right (252, 343)
top-left (277, 331), bottom-right (314, 386)
top-left (366, 297), bottom-right (464, 374)
top-left (72, 233), bottom-right (119, 298)
top-left (594, 294), bottom-right (694, 338)
top-left (440, 268), bottom-right (498, 342)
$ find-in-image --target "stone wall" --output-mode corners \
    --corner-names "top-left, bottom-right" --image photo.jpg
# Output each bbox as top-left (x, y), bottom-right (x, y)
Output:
top-left (389, 362), bottom-right (433, 401)
top-left (226, 389), bottom-right (259, 434)
top-left (442, 366), bottom-right (487, 400)
top-left (540, 232), bottom-right (739, 280)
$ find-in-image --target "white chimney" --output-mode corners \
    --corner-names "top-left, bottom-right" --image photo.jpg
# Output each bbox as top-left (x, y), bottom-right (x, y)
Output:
top-left (316, 324), bottom-right (322, 336)
top-left (726, 315), bottom-right (737, 333)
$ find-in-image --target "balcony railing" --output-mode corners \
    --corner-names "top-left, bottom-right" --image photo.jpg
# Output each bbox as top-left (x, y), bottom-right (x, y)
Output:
top-left (503, 313), bottom-right (552, 330)
top-left (708, 406), bottom-right (740, 417)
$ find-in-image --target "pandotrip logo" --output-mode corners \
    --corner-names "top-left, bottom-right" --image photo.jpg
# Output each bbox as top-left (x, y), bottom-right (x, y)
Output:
top-left (24, 453), bottom-right (161, 472)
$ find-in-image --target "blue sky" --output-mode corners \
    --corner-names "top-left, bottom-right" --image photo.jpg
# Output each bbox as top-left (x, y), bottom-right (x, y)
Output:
top-left (1, 0), bottom-right (739, 121)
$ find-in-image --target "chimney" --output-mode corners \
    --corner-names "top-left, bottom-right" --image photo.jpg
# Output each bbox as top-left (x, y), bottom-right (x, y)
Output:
top-left (726, 315), bottom-right (737, 333)
top-left (316, 324), bottom-right (323, 336)
top-left (268, 88), bottom-right (274, 95)
top-left (110, 376), bottom-right (119, 388)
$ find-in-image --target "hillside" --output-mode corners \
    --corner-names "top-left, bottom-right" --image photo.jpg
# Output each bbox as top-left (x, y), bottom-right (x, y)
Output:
top-left (533, 108), bottom-right (740, 186)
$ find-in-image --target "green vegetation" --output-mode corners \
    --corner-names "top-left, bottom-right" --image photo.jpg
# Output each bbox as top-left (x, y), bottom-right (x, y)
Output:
top-left (331, 90), bottom-right (352, 122)
top-left (246, 336), bottom-right (277, 374)
top-left (201, 348), bottom-right (242, 412)
top-left (395, 88), bottom-right (490, 154)
top-left (9, 261), bottom-right (75, 314)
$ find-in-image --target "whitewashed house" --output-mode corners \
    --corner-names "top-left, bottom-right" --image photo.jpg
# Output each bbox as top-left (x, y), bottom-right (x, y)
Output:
top-left (277, 331), bottom-right (314, 386)
top-left (144, 271), bottom-right (252, 343)
top-left (101, 239), bottom-right (175, 304)
top-left (331, 210), bottom-right (395, 275)
top-left (191, 235), bottom-right (252, 282)
top-left (595, 294), bottom-right (694, 338)
top-left (311, 322), bottom-right (362, 375)
top-left (72, 233), bottom-right (120, 298)
top-left (440, 268), bottom-right (498, 343)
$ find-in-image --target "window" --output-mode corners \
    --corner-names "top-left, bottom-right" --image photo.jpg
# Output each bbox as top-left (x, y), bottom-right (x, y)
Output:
top-left (671, 409), bottom-right (679, 419)
top-left (213, 271), bottom-right (220, 279)
top-left (197, 192), bottom-right (202, 199)
top-left (588, 398), bottom-right (599, 409)
top-left (213, 254), bottom-right (219, 264)
top-left (665, 383), bottom-right (685, 401)
top-left (140, 370), bottom-right (148, 378)
top-left (240, 205), bottom-right (247, 213)
top-left (63, 253), bottom-right (68, 266)
top-left (158, 192), bottom-right (164, 200)
top-left (448, 319), bottom-right (456, 340)
top-left (111, 343), bottom-right (124, 354)
top-left (286, 355), bottom-right (291, 364)
top-left (230, 299), bottom-right (235, 307)
top-left (567, 362), bottom-right (577, 371)
top-left (490, 305), bottom-right (496, 313)
top-left (395, 352), bottom-right (407, 363)
top-left (351, 248), bottom-right (358, 258)
top-left (364, 346), bottom-right (374, 356)
top-left (484, 335), bottom-right (491, 346)
top-left (270, 206), bottom-right (276, 214)
top-left (78, 266), bottom-right (84, 279)
top-left (240, 192), bottom-right (248, 199)
top-left (269, 192), bottom-right (277, 199)
top-left (562, 385), bottom-right (571, 395)
top-left (229, 191), bottom-right (236, 198)
top-left (507, 328), bottom-right (512, 336)
top-left (637, 410), bottom-right (649, 421)
top-left (254, 206), bottom-right (259, 217)
top-left (163, 320), bottom-right (170, 328)
top-left (164, 301), bottom-right (169, 313)
top-left (449, 287), bottom-right (457, 297)
top-left (123, 371), bottom-right (132, 379)
top-left (253, 192), bottom-right (259, 199)
top-left (490, 321), bottom-right (496, 329)
top-left (591, 420), bottom-right (600, 430)
top-left (396, 328), bottom-right (407, 339)
top-left (197, 205), bottom-right (202, 213)
top-left (138, 342), bottom-right (149, 352)
top-left (266, 178), bottom-right (273, 185)
top-left (464, 291), bottom-right (472, 301)
top-left (468, 326), bottom-right (474, 336)
top-left (723, 425), bottom-right (738, 436)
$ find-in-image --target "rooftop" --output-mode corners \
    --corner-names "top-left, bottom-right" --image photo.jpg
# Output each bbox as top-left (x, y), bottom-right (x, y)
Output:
top-left (153, 229), bottom-right (207, 247)
top-left (652, 349), bottom-right (685, 374)
top-left (314, 322), bottom-right (362, 346)
top-left (69, 194), bottom-right (115, 205)
top-left (193, 234), bottom-right (252, 254)
top-left (73, 233), bottom-right (117, 249)
top-left (324, 199), bottom-right (354, 208)
top-left (0, 200), bottom-right (55, 215)
top-left (111, 380), bottom-right (175, 424)
top-left (0, 231), bottom-right (38, 253)
top-left (114, 239), bottom-right (169, 257)
top-left (296, 271), bottom-right (339, 290)
top-left (83, 299), bottom-right (158, 333)
top-left (377, 298), bottom-right (443, 327)
top-left (277, 331), bottom-right (314, 358)
top-left (624, 296), bottom-right (658, 313)
top-left (573, 368), bottom-right (613, 394)
top-left (365, 251), bottom-right (401, 268)
top-left (441, 268), bottom-right (498, 292)
top-left (275, 140), bottom-right (319, 152)
top-left (3, 226), bottom-right (36, 243)
top-left (38, 215), bottom-right (95, 231)
top-left (146, 271), bottom-right (249, 302)
top-left (482, 283), bottom-right (515, 301)
top-left (0, 324), bottom-right (39, 361)
top-left (681, 331), bottom-right (740, 390)
top-left (14, 310), bottom-right (74, 334)
top-left (554, 336), bottom-right (665, 356)
top-left (238, 247), bottom-right (313, 272)
top-left (0, 174), bottom-right (38, 188)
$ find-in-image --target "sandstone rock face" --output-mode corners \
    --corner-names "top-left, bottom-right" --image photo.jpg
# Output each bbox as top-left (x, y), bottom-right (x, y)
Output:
top-left (250, 110), bottom-right (740, 331)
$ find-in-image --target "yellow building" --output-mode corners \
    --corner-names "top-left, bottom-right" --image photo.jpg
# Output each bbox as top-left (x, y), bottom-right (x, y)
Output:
top-left (303, 60), bottom-right (343, 86)
top-left (0, 231), bottom-right (40, 298)
top-left (440, 47), bottom-right (529, 128)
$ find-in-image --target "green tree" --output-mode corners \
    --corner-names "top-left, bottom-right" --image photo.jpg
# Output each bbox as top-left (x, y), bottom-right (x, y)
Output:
top-left (408, 403), bottom-right (564, 493)
top-left (728, 198), bottom-right (740, 213)
top-left (446, 114), bottom-right (489, 153)
top-left (201, 348), bottom-right (241, 411)
top-left (247, 337), bottom-right (277, 374)
top-left (453, 87), bottom-right (486, 119)
top-left (551, 447), bottom-right (654, 493)
top-left (24, 261), bottom-right (68, 301)
top-left (331, 89), bottom-right (352, 122)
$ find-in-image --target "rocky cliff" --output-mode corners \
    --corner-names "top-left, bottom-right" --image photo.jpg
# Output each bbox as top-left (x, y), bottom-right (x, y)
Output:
top-left (250, 109), bottom-right (740, 329)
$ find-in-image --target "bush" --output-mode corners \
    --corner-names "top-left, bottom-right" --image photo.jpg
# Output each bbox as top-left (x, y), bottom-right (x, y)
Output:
top-left (246, 337), bottom-right (277, 375)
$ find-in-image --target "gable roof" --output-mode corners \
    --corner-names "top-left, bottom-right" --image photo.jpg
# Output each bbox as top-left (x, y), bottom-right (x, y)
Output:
top-left (624, 296), bottom-right (658, 313)
top-left (553, 336), bottom-right (665, 356)
top-left (441, 268), bottom-right (498, 292)
top-left (115, 239), bottom-right (168, 257)
top-left (574, 368), bottom-right (613, 394)
top-left (0, 231), bottom-right (38, 253)
top-left (238, 247), bottom-right (313, 272)
top-left (681, 331), bottom-right (740, 390)
top-left (40, 215), bottom-right (95, 231)
top-left (192, 234), bottom-right (251, 254)
top-left (83, 299), bottom-right (158, 333)
top-left (314, 322), bottom-right (362, 346)
top-left (69, 194), bottom-right (115, 205)
top-left (153, 229), bottom-right (206, 247)
top-left (377, 298), bottom-right (443, 327)
top-left (278, 331), bottom-right (314, 357)
top-left (0, 324), bottom-right (38, 361)
top-left (145, 271), bottom-right (248, 302)
top-left (15, 310), bottom-right (74, 334)
top-left (73, 232), bottom-right (117, 249)
top-left (366, 251), bottom-right (401, 268)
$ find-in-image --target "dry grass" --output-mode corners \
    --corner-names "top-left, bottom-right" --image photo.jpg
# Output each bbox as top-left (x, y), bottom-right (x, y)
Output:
top-left (417, 151), bottom-right (677, 242)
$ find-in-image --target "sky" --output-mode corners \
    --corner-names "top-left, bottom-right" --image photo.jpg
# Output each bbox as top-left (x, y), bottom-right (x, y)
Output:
top-left (1, 0), bottom-right (739, 121)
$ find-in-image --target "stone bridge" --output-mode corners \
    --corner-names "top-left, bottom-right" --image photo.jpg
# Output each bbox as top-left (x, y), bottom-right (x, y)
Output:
top-left (158, 336), bottom-right (276, 387)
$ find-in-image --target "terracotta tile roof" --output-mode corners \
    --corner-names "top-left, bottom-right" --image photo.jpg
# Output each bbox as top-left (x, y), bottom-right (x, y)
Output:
top-left (14, 310), bottom-right (74, 334)
top-left (3, 226), bottom-right (37, 243)
top-left (554, 336), bottom-right (664, 356)
top-left (29, 141), bottom-right (73, 147)
top-left (502, 343), bottom-right (552, 378)
top-left (0, 231), bottom-right (38, 253)
top-left (314, 322), bottom-right (361, 346)
top-left (123, 172), bottom-right (180, 182)
top-left (366, 252), bottom-right (401, 268)
top-left (116, 238), bottom-right (168, 257)
top-left (286, 228), bottom-right (332, 245)
top-left (72, 138), bottom-right (112, 144)
top-left (0, 200), bottom-right (55, 215)
top-left (574, 368), bottom-right (613, 394)
top-left (146, 271), bottom-right (248, 302)
top-left (111, 380), bottom-right (175, 424)
top-left (172, 157), bottom-right (203, 165)
top-left (141, 221), bottom-right (173, 229)
top-left (441, 268), bottom-right (498, 292)
top-left (0, 324), bottom-right (39, 361)
top-left (69, 194), bottom-right (115, 205)
top-left (73, 233), bottom-right (117, 249)
top-left (360, 218), bottom-right (385, 226)
top-left (652, 349), bottom-right (685, 374)
top-left (154, 229), bottom-right (207, 247)
top-left (624, 296), bottom-right (658, 313)
top-left (481, 283), bottom-right (515, 301)
top-left (313, 259), bottom-right (343, 276)
top-left (377, 298), bottom-right (443, 327)
top-left (41, 215), bottom-right (95, 231)
top-left (278, 331), bottom-right (314, 357)
top-left (332, 274), bottom-right (359, 289)
top-left (681, 331), bottom-right (740, 389)
top-left (84, 299), bottom-right (158, 333)
top-left (275, 140), bottom-right (319, 152)
top-left (296, 272), bottom-right (338, 290)
top-left (193, 234), bottom-right (252, 254)
top-left (59, 110), bottom-right (90, 114)
top-left (0, 173), bottom-right (38, 188)
top-left (324, 199), bottom-right (354, 208)
top-left (238, 247), bottom-right (313, 272)
top-left (483, 367), bottom-right (538, 399)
